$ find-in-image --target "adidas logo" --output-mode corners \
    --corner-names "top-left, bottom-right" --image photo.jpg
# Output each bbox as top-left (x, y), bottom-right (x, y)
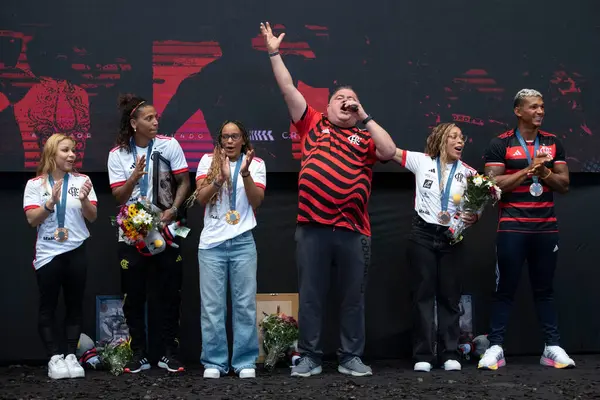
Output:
top-left (249, 130), bottom-right (274, 141)
top-left (513, 150), bottom-right (522, 156)
top-left (429, 168), bottom-right (435, 173)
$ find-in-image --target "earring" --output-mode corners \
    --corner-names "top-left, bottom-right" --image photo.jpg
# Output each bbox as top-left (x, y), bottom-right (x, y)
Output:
top-left (134, 128), bottom-right (137, 132)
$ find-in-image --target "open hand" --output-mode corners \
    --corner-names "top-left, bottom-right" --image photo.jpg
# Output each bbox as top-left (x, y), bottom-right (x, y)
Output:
top-left (51, 179), bottom-right (63, 205)
top-left (260, 22), bottom-right (285, 54)
top-left (219, 149), bottom-right (231, 183)
top-left (132, 155), bottom-right (147, 181)
top-left (78, 179), bottom-right (93, 200)
top-left (240, 149), bottom-right (255, 176)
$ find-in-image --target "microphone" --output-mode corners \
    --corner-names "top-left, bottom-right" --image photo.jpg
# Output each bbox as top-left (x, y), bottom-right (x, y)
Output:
top-left (341, 103), bottom-right (358, 112)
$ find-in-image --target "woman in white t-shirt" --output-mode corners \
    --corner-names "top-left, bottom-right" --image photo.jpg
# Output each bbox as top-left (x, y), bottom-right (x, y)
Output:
top-left (392, 123), bottom-right (479, 373)
top-left (190, 120), bottom-right (266, 379)
top-left (23, 133), bottom-right (98, 380)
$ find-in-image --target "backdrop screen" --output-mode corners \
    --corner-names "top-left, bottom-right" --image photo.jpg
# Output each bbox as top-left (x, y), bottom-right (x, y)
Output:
top-left (1, 1), bottom-right (599, 172)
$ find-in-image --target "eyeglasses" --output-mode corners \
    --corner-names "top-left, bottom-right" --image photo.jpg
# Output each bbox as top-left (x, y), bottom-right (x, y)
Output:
top-left (221, 133), bottom-right (242, 142)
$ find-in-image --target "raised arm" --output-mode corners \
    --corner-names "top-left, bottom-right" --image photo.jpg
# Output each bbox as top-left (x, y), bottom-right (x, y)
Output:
top-left (260, 22), bottom-right (307, 123)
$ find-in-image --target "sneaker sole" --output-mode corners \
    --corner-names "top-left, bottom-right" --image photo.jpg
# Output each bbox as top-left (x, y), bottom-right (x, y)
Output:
top-left (338, 365), bottom-right (373, 377)
top-left (124, 364), bottom-right (151, 374)
top-left (478, 358), bottom-right (506, 370)
top-left (290, 366), bottom-right (322, 377)
top-left (540, 357), bottom-right (576, 369)
top-left (68, 370), bottom-right (86, 378)
top-left (48, 371), bottom-right (70, 380)
top-left (157, 361), bottom-right (185, 373)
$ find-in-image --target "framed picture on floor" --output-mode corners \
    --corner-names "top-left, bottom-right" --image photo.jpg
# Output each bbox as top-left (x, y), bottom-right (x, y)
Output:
top-left (95, 295), bottom-right (148, 346)
top-left (256, 293), bottom-right (299, 363)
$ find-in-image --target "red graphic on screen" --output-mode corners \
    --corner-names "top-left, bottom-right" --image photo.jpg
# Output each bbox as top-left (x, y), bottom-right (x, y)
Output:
top-left (152, 40), bottom-right (222, 170)
top-left (15, 78), bottom-right (90, 168)
top-left (152, 32), bottom-right (329, 169)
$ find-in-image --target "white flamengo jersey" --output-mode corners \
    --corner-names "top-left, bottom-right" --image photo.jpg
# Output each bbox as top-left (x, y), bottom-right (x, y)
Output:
top-left (23, 173), bottom-right (98, 270)
top-left (195, 153), bottom-right (266, 249)
top-left (400, 151), bottom-right (477, 226)
top-left (107, 135), bottom-right (189, 242)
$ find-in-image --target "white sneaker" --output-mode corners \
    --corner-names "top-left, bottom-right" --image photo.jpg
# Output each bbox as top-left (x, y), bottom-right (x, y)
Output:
top-left (48, 354), bottom-right (70, 379)
top-left (443, 359), bottom-right (462, 371)
top-left (413, 362), bottom-right (432, 372)
top-left (203, 368), bottom-right (221, 379)
top-left (478, 345), bottom-right (506, 370)
top-left (64, 354), bottom-right (85, 378)
top-left (238, 368), bottom-right (256, 378)
top-left (540, 345), bottom-right (576, 369)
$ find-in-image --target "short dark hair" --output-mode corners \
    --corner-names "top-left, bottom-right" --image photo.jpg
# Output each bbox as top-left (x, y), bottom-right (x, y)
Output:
top-left (329, 85), bottom-right (358, 102)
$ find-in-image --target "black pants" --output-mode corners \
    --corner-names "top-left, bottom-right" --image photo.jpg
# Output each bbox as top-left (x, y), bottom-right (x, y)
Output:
top-left (295, 223), bottom-right (371, 364)
top-left (36, 242), bottom-right (87, 357)
top-left (487, 232), bottom-right (561, 346)
top-left (407, 215), bottom-right (463, 364)
top-left (118, 242), bottom-right (183, 356)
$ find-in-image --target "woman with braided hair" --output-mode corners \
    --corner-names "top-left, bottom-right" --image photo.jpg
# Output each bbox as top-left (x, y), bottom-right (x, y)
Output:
top-left (190, 120), bottom-right (266, 379)
top-left (392, 123), bottom-right (480, 372)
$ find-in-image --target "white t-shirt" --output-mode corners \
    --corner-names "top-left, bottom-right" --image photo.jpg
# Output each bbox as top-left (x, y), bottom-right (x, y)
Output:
top-left (107, 135), bottom-right (189, 242)
top-left (195, 153), bottom-right (267, 249)
top-left (23, 173), bottom-right (98, 270)
top-left (401, 151), bottom-right (477, 226)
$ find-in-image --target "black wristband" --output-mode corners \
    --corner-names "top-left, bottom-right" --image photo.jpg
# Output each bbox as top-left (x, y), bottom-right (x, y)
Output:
top-left (362, 115), bottom-right (373, 125)
top-left (269, 51), bottom-right (280, 57)
top-left (241, 171), bottom-right (251, 178)
top-left (44, 203), bottom-right (55, 213)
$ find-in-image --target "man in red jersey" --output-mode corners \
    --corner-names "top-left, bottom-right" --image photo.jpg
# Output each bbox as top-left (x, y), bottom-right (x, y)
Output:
top-left (478, 89), bottom-right (575, 370)
top-left (260, 22), bottom-right (396, 377)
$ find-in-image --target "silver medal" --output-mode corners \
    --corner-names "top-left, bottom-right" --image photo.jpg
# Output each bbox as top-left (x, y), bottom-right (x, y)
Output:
top-left (529, 182), bottom-right (543, 197)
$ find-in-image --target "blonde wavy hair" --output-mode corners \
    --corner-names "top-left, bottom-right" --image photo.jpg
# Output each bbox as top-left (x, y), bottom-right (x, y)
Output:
top-left (186, 120), bottom-right (253, 207)
top-left (36, 133), bottom-right (76, 178)
top-left (424, 122), bottom-right (459, 191)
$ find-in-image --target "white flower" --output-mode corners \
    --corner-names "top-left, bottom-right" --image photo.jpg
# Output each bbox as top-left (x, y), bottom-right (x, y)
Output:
top-left (473, 176), bottom-right (483, 187)
top-left (486, 181), bottom-right (493, 187)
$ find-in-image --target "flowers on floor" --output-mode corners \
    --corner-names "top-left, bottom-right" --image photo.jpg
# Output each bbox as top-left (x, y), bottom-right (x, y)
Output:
top-left (96, 337), bottom-right (133, 376)
top-left (260, 311), bottom-right (299, 371)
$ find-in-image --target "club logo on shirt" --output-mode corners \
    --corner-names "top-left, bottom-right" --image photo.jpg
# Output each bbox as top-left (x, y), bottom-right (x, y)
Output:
top-left (120, 259), bottom-right (129, 270)
top-left (68, 186), bottom-right (79, 198)
top-left (539, 146), bottom-right (553, 156)
top-left (423, 179), bottom-right (433, 189)
top-left (348, 134), bottom-right (361, 145)
top-left (454, 172), bottom-right (464, 183)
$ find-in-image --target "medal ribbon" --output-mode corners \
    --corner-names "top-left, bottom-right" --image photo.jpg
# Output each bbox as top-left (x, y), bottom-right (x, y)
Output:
top-left (437, 157), bottom-right (459, 214)
top-left (515, 129), bottom-right (540, 186)
top-left (48, 173), bottom-right (69, 230)
top-left (229, 153), bottom-right (244, 212)
top-left (130, 137), bottom-right (154, 198)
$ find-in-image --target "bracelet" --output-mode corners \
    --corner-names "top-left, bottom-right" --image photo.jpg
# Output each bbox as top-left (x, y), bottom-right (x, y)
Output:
top-left (213, 180), bottom-right (223, 189)
top-left (44, 203), bottom-right (55, 213)
top-left (541, 169), bottom-right (552, 179)
top-left (170, 206), bottom-right (178, 216)
top-left (241, 171), bottom-right (251, 178)
top-left (268, 51), bottom-right (280, 57)
top-left (362, 115), bottom-right (373, 125)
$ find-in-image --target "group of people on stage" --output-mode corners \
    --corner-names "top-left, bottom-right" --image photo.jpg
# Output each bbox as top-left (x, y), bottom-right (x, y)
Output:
top-left (23, 22), bottom-right (576, 380)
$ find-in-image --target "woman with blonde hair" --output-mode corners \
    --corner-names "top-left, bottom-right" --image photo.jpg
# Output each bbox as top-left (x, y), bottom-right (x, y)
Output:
top-left (392, 123), bottom-right (479, 372)
top-left (190, 120), bottom-right (266, 379)
top-left (23, 133), bottom-right (97, 379)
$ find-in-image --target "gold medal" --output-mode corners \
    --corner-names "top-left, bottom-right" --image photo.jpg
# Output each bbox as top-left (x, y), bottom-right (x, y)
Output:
top-left (225, 210), bottom-right (241, 225)
top-left (54, 227), bottom-right (69, 242)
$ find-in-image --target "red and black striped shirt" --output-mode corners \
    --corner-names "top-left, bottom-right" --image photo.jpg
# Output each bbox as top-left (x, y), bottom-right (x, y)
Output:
top-left (484, 129), bottom-right (567, 233)
top-left (294, 105), bottom-right (378, 236)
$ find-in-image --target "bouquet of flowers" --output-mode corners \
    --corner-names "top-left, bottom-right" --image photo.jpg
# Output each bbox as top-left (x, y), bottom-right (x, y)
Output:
top-left (96, 337), bottom-right (133, 376)
top-left (446, 173), bottom-right (502, 244)
top-left (111, 201), bottom-right (167, 255)
top-left (260, 310), bottom-right (299, 371)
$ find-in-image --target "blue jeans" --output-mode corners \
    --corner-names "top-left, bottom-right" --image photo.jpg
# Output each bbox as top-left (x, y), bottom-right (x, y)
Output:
top-left (198, 230), bottom-right (258, 374)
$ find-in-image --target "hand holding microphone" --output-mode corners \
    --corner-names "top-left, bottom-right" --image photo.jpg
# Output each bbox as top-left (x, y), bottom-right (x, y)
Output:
top-left (341, 100), bottom-right (368, 121)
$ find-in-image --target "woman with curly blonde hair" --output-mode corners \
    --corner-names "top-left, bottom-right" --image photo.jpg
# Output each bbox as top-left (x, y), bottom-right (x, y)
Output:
top-left (192, 120), bottom-right (266, 379)
top-left (392, 123), bottom-right (480, 373)
top-left (23, 133), bottom-right (97, 380)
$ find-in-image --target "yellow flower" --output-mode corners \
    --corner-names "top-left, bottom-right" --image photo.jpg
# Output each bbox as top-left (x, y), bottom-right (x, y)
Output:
top-left (128, 204), bottom-right (139, 216)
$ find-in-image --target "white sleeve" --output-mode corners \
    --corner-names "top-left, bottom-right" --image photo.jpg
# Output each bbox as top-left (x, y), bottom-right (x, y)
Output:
top-left (250, 158), bottom-right (266, 189)
top-left (87, 178), bottom-right (98, 205)
top-left (23, 179), bottom-right (41, 211)
top-left (108, 150), bottom-right (128, 188)
top-left (195, 154), bottom-right (212, 182)
top-left (169, 139), bottom-right (189, 174)
top-left (402, 151), bottom-right (428, 174)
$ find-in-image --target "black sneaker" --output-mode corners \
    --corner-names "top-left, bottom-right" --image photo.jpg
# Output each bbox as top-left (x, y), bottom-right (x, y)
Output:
top-left (158, 355), bottom-right (185, 373)
top-left (124, 355), bottom-right (151, 374)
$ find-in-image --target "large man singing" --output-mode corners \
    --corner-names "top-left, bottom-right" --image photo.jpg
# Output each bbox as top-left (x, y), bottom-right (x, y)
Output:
top-left (260, 22), bottom-right (396, 377)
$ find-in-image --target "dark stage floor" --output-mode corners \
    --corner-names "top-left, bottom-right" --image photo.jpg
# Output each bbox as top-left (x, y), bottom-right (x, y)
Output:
top-left (1, 355), bottom-right (599, 399)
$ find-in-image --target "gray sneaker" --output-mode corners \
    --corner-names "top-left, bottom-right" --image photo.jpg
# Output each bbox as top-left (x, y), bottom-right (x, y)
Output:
top-left (338, 357), bottom-right (373, 377)
top-left (290, 357), bottom-right (322, 377)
